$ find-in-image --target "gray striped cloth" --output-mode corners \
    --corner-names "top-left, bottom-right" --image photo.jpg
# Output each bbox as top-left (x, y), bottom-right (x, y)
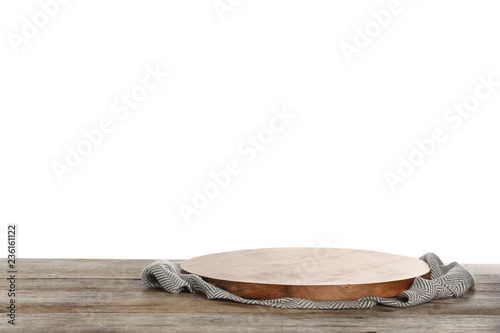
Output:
top-left (141, 252), bottom-right (475, 309)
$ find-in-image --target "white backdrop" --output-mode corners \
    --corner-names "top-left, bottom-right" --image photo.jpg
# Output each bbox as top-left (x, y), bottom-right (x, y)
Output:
top-left (1, 0), bottom-right (499, 262)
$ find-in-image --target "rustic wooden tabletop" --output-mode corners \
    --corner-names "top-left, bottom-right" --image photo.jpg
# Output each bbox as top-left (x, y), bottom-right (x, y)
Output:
top-left (1, 259), bottom-right (499, 332)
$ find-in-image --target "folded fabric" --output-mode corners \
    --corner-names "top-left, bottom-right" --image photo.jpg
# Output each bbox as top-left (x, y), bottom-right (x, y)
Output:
top-left (141, 252), bottom-right (475, 309)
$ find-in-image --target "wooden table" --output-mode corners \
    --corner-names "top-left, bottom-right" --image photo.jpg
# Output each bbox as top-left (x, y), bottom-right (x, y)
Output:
top-left (1, 259), bottom-right (499, 332)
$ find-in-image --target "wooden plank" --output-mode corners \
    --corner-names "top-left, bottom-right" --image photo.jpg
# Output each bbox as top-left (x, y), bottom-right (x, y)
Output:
top-left (14, 259), bottom-right (500, 281)
top-left (472, 283), bottom-right (500, 292)
top-left (6, 313), bottom-right (500, 332)
top-left (281, 314), bottom-right (500, 333)
top-left (463, 264), bottom-right (500, 275)
top-left (15, 258), bottom-right (181, 279)
top-left (1, 259), bottom-right (499, 332)
top-left (5, 276), bottom-right (499, 294)
top-left (1, 313), bottom-right (283, 333)
top-left (0, 279), bottom-right (499, 315)
top-left (473, 274), bottom-right (500, 284)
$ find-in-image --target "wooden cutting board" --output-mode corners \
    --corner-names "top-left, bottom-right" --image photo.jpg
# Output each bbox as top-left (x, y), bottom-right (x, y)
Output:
top-left (180, 248), bottom-right (431, 301)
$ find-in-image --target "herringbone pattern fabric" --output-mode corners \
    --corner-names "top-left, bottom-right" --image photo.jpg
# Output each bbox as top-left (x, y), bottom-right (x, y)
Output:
top-left (141, 252), bottom-right (475, 309)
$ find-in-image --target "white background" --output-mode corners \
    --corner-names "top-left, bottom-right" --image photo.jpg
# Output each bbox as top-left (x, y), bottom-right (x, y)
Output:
top-left (1, 0), bottom-right (499, 263)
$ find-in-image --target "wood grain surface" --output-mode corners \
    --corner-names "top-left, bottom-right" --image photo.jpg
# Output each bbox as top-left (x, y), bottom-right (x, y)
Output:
top-left (180, 248), bottom-right (431, 300)
top-left (0, 259), bottom-right (498, 332)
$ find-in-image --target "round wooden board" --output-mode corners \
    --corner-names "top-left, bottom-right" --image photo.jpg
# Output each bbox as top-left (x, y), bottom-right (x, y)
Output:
top-left (180, 248), bottom-right (431, 301)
